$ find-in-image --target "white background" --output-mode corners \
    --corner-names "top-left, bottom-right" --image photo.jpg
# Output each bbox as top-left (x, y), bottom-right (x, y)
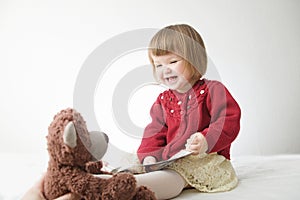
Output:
top-left (1, 0), bottom-right (300, 159)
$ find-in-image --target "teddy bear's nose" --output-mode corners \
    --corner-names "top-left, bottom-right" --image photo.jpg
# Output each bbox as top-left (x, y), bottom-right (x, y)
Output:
top-left (103, 132), bottom-right (109, 143)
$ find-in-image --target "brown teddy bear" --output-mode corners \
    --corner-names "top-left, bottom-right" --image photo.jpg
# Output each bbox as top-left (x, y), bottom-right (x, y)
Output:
top-left (43, 108), bottom-right (156, 200)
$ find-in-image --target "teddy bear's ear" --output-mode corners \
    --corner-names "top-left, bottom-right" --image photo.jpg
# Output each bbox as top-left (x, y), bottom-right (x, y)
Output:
top-left (63, 122), bottom-right (77, 148)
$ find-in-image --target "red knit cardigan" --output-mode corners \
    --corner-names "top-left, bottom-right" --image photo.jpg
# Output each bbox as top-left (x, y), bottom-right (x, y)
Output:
top-left (137, 79), bottom-right (241, 162)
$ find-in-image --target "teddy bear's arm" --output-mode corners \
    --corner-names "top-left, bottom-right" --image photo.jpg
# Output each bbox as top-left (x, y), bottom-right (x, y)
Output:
top-left (85, 161), bottom-right (113, 175)
top-left (85, 161), bottom-right (103, 174)
top-left (63, 167), bottom-right (107, 199)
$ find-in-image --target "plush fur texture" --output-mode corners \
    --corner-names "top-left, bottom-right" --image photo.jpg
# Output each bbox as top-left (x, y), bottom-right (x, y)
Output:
top-left (43, 108), bottom-right (156, 200)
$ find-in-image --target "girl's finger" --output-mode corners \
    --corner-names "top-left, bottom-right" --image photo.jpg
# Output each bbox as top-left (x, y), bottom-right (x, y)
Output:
top-left (55, 193), bottom-right (81, 200)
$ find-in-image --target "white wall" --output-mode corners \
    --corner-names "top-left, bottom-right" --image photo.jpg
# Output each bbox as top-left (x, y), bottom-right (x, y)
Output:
top-left (0, 0), bottom-right (299, 158)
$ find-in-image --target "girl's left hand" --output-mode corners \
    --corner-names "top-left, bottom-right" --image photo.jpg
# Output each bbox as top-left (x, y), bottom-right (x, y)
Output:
top-left (185, 132), bottom-right (208, 155)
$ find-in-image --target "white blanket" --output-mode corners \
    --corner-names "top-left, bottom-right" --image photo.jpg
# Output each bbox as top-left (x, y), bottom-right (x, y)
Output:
top-left (1, 153), bottom-right (299, 200)
top-left (175, 155), bottom-right (300, 199)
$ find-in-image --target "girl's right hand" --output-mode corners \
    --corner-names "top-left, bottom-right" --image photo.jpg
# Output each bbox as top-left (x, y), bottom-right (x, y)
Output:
top-left (143, 156), bottom-right (157, 165)
top-left (185, 132), bottom-right (208, 155)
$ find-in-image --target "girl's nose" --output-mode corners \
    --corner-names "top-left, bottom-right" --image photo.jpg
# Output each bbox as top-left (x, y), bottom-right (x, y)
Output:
top-left (163, 66), bottom-right (172, 74)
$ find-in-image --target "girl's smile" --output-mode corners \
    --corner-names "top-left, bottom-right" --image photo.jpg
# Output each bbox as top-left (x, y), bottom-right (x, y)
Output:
top-left (165, 76), bottom-right (178, 84)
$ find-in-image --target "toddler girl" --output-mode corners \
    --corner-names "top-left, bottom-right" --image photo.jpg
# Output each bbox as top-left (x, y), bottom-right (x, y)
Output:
top-left (135, 23), bottom-right (241, 199)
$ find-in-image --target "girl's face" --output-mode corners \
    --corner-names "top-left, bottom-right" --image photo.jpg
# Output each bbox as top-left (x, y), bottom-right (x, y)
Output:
top-left (152, 53), bottom-right (194, 93)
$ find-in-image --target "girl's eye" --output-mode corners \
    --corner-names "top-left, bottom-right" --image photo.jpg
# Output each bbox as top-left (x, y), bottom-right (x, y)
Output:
top-left (156, 64), bottom-right (162, 68)
top-left (170, 60), bottom-right (178, 64)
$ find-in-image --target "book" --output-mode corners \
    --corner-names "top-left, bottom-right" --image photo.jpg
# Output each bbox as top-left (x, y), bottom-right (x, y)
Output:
top-left (111, 149), bottom-right (192, 174)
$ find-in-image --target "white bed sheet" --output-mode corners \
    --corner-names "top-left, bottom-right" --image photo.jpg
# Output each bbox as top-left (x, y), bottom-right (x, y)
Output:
top-left (0, 153), bottom-right (299, 200)
top-left (175, 154), bottom-right (300, 200)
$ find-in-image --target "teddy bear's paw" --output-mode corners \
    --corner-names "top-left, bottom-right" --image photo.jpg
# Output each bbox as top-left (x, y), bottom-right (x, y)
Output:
top-left (102, 173), bottom-right (137, 200)
top-left (85, 193), bottom-right (102, 200)
top-left (132, 186), bottom-right (157, 200)
top-left (85, 161), bottom-right (103, 174)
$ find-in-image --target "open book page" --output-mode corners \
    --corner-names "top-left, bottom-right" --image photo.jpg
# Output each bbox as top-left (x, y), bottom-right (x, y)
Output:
top-left (113, 149), bottom-right (192, 174)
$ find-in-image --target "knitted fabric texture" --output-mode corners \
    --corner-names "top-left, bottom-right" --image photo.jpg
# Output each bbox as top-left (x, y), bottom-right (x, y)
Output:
top-left (167, 153), bottom-right (238, 192)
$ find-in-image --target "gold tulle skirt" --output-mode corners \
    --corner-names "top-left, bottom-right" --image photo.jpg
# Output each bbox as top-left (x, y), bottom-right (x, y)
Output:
top-left (167, 153), bottom-right (238, 192)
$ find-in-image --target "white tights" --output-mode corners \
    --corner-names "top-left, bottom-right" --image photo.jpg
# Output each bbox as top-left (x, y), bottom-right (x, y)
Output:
top-left (98, 170), bottom-right (186, 200)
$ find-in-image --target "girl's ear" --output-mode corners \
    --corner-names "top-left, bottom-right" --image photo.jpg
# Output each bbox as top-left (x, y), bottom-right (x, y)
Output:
top-left (63, 122), bottom-right (77, 148)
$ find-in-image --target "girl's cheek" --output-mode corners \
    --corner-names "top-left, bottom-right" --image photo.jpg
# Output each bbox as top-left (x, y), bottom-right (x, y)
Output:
top-left (174, 65), bottom-right (185, 74)
top-left (182, 71), bottom-right (193, 82)
top-left (155, 71), bottom-right (164, 82)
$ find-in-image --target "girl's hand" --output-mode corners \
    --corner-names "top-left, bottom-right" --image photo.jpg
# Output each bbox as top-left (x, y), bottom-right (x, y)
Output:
top-left (185, 132), bottom-right (208, 155)
top-left (143, 156), bottom-right (157, 165)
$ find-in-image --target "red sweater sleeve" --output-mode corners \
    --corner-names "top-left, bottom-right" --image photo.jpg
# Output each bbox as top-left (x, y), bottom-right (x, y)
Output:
top-left (137, 96), bottom-right (168, 162)
top-left (201, 82), bottom-right (241, 155)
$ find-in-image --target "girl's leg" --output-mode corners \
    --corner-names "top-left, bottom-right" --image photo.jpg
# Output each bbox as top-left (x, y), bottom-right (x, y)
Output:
top-left (135, 170), bottom-right (186, 200)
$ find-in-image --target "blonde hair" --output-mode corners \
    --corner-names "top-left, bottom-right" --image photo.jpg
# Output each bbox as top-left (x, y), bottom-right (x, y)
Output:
top-left (148, 24), bottom-right (207, 81)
